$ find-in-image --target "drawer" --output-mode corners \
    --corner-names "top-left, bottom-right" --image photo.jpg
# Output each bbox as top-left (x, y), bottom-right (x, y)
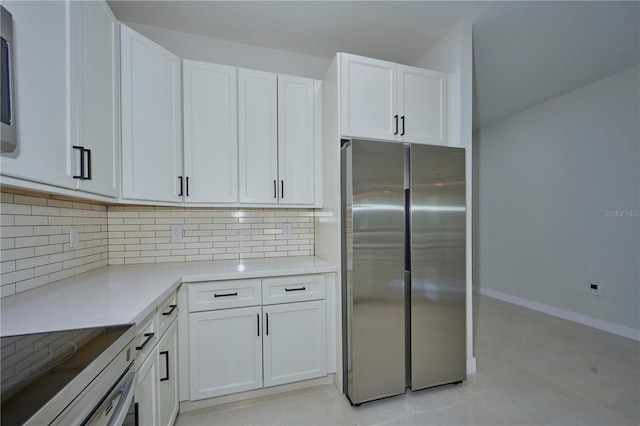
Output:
top-left (135, 311), bottom-right (158, 363)
top-left (262, 274), bottom-right (325, 305)
top-left (157, 291), bottom-right (178, 338)
top-left (188, 279), bottom-right (261, 312)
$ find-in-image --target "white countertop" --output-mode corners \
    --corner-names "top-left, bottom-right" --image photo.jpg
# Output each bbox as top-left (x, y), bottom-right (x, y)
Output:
top-left (0, 256), bottom-right (335, 336)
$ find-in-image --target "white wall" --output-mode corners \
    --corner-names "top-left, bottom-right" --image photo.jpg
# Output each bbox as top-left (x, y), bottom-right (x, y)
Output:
top-left (413, 21), bottom-right (476, 373)
top-left (124, 22), bottom-right (331, 79)
top-left (475, 65), bottom-right (640, 338)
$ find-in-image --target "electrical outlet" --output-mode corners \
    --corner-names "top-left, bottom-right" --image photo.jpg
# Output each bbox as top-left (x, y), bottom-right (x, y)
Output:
top-left (171, 225), bottom-right (183, 242)
top-left (69, 227), bottom-right (79, 248)
top-left (590, 280), bottom-right (599, 295)
top-left (282, 223), bottom-right (292, 238)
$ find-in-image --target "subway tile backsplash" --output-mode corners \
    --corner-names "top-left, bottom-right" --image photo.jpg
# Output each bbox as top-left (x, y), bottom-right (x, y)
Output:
top-left (107, 205), bottom-right (314, 265)
top-left (0, 189), bottom-right (315, 298)
top-left (0, 189), bottom-right (109, 298)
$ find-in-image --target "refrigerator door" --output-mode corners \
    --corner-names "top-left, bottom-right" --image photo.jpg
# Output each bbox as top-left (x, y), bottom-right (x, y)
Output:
top-left (410, 144), bottom-right (466, 390)
top-left (342, 139), bottom-right (406, 404)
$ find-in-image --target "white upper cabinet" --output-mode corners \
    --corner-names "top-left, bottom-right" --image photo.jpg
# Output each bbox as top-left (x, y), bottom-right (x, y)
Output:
top-left (239, 69), bottom-right (320, 206)
top-left (277, 75), bottom-right (316, 205)
top-left (1, 1), bottom-right (121, 197)
top-left (0, 1), bottom-right (75, 189)
top-left (238, 68), bottom-right (279, 204)
top-left (339, 53), bottom-right (449, 146)
top-left (398, 65), bottom-right (447, 146)
top-left (121, 24), bottom-right (182, 203)
top-left (71, 1), bottom-right (120, 197)
top-left (183, 60), bottom-right (238, 204)
top-left (340, 53), bottom-right (398, 141)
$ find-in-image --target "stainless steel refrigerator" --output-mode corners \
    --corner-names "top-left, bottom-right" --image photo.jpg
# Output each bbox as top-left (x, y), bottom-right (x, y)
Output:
top-left (341, 139), bottom-right (466, 405)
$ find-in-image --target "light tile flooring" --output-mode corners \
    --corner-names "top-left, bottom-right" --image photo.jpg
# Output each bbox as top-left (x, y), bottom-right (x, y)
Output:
top-left (176, 295), bottom-right (639, 425)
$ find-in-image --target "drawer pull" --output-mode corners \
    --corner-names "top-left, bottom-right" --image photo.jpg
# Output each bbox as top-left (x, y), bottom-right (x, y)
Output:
top-left (135, 332), bottom-right (155, 351)
top-left (162, 304), bottom-right (177, 316)
top-left (160, 350), bottom-right (170, 381)
top-left (214, 292), bottom-right (238, 298)
top-left (284, 287), bottom-right (306, 292)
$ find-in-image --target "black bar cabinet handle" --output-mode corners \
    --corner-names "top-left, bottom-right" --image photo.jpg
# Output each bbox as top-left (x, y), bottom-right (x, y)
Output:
top-left (265, 312), bottom-right (269, 336)
top-left (281, 180), bottom-right (284, 199)
top-left (273, 180), bottom-right (277, 198)
top-left (160, 350), bottom-right (169, 381)
top-left (85, 148), bottom-right (92, 179)
top-left (257, 313), bottom-right (260, 336)
top-left (178, 176), bottom-right (183, 197)
top-left (134, 402), bottom-right (139, 426)
top-left (214, 292), bottom-right (238, 298)
top-left (73, 146), bottom-right (84, 179)
top-left (394, 115), bottom-right (399, 135)
top-left (135, 332), bottom-right (154, 351)
top-left (186, 176), bottom-right (190, 196)
top-left (285, 286), bottom-right (306, 292)
top-left (162, 304), bottom-right (177, 316)
top-left (401, 116), bottom-right (405, 136)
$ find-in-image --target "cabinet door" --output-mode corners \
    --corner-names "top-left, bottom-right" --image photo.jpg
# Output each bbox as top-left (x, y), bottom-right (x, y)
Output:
top-left (136, 346), bottom-right (159, 426)
top-left (0, 1), bottom-right (75, 189)
top-left (263, 300), bottom-right (326, 388)
top-left (183, 60), bottom-right (238, 204)
top-left (398, 65), bottom-right (447, 145)
top-left (238, 69), bottom-right (278, 204)
top-left (189, 306), bottom-right (262, 400)
top-left (277, 74), bottom-right (315, 205)
top-left (72, 1), bottom-right (119, 197)
top-left (340, 53), bottom-right (398, 141)
top-left (158, 319), bottom-right (179, 426)
top-left (121, 24), bottom-right (182, 202)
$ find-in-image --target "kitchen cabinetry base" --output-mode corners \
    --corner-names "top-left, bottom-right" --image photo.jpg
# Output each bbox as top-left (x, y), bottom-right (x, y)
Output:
top-left (179, 374), bottom-right (334, 413)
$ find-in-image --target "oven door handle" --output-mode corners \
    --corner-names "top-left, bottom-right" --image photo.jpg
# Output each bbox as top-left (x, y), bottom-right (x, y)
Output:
top-left (82, 369), bottom-right (136, 426)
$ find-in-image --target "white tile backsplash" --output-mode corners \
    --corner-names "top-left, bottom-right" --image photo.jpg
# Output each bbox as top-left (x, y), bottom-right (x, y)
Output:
top-left (107, 205), bottom-right (314, 265)
top-left (0, 189), bottom-right (109, 298)
top-left (0, 189), bottom-right (316, 298)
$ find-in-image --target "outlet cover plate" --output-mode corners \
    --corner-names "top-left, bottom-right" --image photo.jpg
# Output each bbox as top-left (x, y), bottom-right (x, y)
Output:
top-left (283, 223), bottom-right (292, 238)
top-left (171, 225), bottom-right (183, 242)
top-left (69, 227), bottom-right (79, 248)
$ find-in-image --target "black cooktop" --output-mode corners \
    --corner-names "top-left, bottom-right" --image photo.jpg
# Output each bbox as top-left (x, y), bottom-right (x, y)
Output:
top-left (1, 325), bottom-right (131, 426)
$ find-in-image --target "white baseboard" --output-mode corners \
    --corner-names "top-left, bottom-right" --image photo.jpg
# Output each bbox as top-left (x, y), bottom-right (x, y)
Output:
top-left (466, 357), bottom-right (477, 375)
top-left (478, 287), bottom-right (640, 341)
top-left (179, 374), bottom-right (335, 413)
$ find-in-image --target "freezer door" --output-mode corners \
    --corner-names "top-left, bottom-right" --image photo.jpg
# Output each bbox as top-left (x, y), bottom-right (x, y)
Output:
top-left (342, 139), bottom-right (406, 404)
top-left (410, 144), bottom-right (466, 390)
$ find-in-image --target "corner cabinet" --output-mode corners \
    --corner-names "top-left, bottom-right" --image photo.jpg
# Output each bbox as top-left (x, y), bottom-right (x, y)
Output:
top-left (239, 70), bottom-right (322, 206)
top-left (186, 275), bottom-right (327, 402)
top-left (120, 24), bottom-right (182, 203)
top-left (340, 53), bottom-right (448, 146)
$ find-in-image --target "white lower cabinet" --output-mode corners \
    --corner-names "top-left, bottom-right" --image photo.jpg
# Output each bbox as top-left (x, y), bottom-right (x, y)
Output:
top-left (136, 348), bottom-right (159, 426)
top-left (189, 306), bottom-right (263, 400)
top-left (135, 292), bottom-right (180, 426)
top-left (263, 300), bottom-right (326, 388)
top-left (158, 320), bottom-right (179, 426)
top-left (186, 275), bottom-right (328, 402)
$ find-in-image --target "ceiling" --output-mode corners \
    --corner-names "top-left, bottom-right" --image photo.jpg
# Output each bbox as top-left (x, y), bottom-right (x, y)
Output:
top-left (108, 1), bottom-right (640, 128)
